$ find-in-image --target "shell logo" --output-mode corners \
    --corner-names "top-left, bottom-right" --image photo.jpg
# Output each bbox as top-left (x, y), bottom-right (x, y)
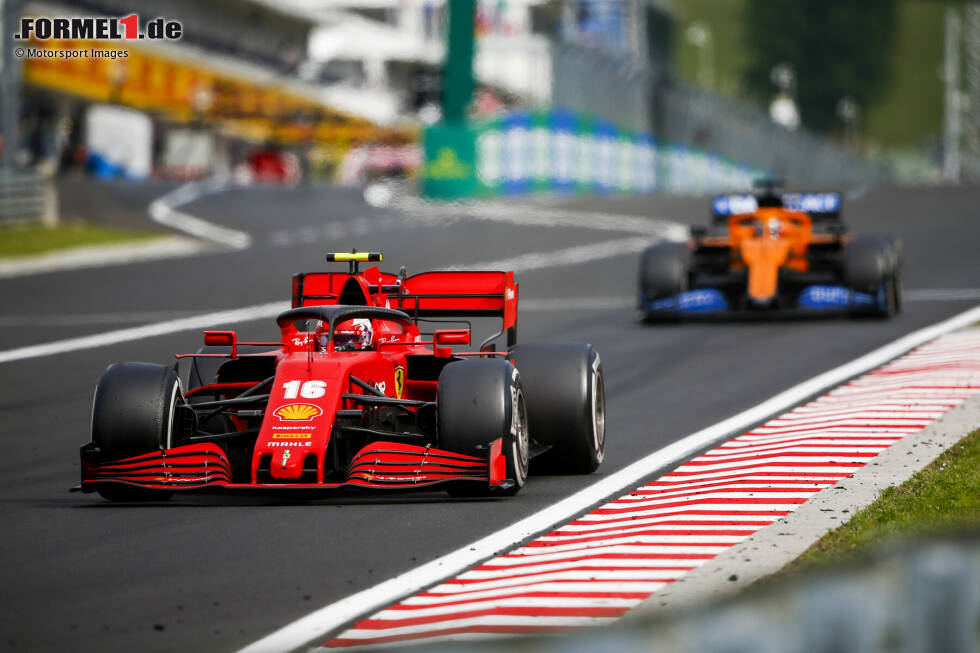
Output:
top-left (273, 403), bottom-right (322, 421)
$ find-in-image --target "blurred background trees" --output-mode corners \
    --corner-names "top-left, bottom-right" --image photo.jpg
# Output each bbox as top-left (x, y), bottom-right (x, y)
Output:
top-left (741, 0), bottom-right (900, 134)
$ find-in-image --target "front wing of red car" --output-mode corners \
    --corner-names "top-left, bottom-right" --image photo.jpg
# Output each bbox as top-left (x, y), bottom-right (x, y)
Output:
top-left (74, 439), bottom-right (509, 494)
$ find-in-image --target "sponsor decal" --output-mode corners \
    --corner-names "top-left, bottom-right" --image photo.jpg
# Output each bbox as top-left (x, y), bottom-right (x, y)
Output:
top-left (649, 289), bottom-right (728, 313)
top-left (273, 403), bottom-right (322, 421)
top-left (269, 441), bottom-right (312, 448)
top-left (394, 367), bottom-right (405, 399)
top-left (712, 194), bottom-right (758, 216)
top-left (272, 432), bottom-right (312, 440)
top-left (426, 147), bottom-right (472, 180)
top-left (783, 192), bottom-right (841, 213)
top-left (271, 425), bottom-right (316, 431)
top-left (509, 367), bottom-right (520, 436)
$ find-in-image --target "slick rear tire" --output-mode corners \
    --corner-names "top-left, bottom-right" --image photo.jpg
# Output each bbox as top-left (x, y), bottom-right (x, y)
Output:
top-left (845, 235), bottom-right (902, 319)
top-left (875, 272), bottom-right (901, 319)
top-left (91, 362), bottom-right (182, 501)
top-left (507, 343), bottom-right (605, 474)
top-left (437, 359), bottom-right (529, 496)
top-left (844, 235), bottom-right (899, 291)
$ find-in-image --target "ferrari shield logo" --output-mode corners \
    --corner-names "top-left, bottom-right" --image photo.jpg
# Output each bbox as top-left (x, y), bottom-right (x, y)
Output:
top-left (394, 367), bottom-right (405, 399)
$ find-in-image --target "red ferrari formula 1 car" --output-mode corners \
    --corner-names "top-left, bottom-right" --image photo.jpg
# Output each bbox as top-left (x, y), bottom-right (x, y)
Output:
top-left (75, 252), bottom-right (605, 501)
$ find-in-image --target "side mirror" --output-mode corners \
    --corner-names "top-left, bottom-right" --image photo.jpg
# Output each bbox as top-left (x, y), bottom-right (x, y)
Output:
top-left (433, 329), bottom-right (470, 358)
top-left (434, 329), bottom-right (470, 346)
top-left (203, 330), bottom-right (237, 357)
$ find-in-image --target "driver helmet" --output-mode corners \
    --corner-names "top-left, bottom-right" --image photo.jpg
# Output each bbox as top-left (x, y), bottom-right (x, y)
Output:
top-left (333, 318), bottom-right (373, 351)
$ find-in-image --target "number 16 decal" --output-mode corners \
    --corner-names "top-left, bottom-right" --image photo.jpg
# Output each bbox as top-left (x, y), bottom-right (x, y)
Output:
top-left (282, 380), bottom-right (326, 399)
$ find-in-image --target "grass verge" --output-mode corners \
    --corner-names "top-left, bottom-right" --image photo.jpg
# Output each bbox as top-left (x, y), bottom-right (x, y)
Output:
top-left (0, 222), bottom-right (162, 259)
top-left (770, 428), bottom-right (980, 579)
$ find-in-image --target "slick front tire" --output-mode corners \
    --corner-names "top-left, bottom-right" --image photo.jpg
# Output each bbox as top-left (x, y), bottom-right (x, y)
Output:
top-left (437, 359), bottom-right (529, 495)
top-left (639, 242), bottom-right (690, 300)
top-left (638, 242), bottom-right (690, 323)
top-left (507, 343), bottom-right (605, 474)
top-left (91, 362), bottom-right (182, 501)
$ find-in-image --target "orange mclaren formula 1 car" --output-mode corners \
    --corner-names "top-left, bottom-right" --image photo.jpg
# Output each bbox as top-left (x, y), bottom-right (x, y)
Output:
top-left (637, 181), bottom-right (902, 320)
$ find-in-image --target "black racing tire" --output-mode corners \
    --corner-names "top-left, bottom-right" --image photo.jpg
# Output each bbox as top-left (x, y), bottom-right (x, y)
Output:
top-left (880, 272), bottom-right (900, 318)
top-left (91, 362), bottom-right (182, 501)
top-left (638, 242), bottom-right (690, 322)
top-left (880, 235), bottom-right (903, 315)
top-left (845, 235), bottom-right (902, 318)
top-left (437, 359), bottom-right (529, 495)
top-left (507, 343), bottom-right (605, 474)
top-left (844, 235), bottom-right (898, 292)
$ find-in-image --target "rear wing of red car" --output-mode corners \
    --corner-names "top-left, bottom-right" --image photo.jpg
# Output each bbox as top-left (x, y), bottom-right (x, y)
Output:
top-left (292, 268), bottom-right (518, 348)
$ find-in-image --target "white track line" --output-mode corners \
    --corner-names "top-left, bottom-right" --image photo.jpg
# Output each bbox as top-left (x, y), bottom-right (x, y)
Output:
top-left (148, 178), bottom-right (251, 250)
top-left (0, 236), bottom-right (208, 279)
top-left (457, 289), bottom-right (980, 312)
top-left (395, 196), bottom-right (686, 238)
top-left (905, 288), bottom-right (980, 301)
top-left (0, 310), bottom-right (209, 327)
top-left (325, 329), bottom-right (980, 648)
top-left (0, 301), bottom-right (288, 365)
top-left (236, 303), bottom-right (980, 653)
top-left (0, 236), bottom-right (684, 364)
top-left (448, 237), bottom-right (660, 273)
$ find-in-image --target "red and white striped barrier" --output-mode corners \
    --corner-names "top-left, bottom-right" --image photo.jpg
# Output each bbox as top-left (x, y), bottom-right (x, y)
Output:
top-left (324, 328), bottom-right (980, 649)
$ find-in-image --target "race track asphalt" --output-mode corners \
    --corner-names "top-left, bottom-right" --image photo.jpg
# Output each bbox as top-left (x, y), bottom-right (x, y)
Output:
top-left (0, 182), bottom-right (978, 653)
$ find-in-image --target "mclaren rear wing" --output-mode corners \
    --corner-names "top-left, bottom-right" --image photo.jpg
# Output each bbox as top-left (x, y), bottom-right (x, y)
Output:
top-left (712, 192), bottom-right (842, 222)
top-left (292, 268), bottom-right (518, 348)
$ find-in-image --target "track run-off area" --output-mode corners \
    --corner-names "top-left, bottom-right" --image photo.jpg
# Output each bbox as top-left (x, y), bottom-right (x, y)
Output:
top-left (0, 184), bottom-right (978, 652)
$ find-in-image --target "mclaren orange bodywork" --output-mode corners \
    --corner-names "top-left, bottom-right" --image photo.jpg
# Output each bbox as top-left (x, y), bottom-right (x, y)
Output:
top-left (698, 208), bottom-right (850, 305)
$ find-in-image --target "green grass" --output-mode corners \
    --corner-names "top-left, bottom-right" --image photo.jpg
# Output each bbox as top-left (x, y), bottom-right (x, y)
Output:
top-left (0, 221), bottom-right (162, 259)
top-left (772, 428), bottom-right (980, 578)
top-left (670, 0), bottom-right (947, 150)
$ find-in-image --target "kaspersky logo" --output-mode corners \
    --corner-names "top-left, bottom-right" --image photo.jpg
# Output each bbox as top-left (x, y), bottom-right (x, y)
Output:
top-left (14, 15), bottom-right (182, 41)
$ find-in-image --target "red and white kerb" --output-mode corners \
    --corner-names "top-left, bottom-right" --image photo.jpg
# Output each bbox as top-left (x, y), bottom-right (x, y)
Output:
top-left (323, 329), bottom-right (980, 649)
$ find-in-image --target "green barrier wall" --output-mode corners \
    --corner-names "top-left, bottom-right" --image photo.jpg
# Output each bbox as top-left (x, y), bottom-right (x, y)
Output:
top-left (422, 110), bottom-right (767, 200)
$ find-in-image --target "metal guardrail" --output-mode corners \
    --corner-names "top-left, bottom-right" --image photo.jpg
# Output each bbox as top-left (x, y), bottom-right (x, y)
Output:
top-left (551, 41), bottom-right (654, 135)
top-left (0, 168), bottom-right (46, 224)
top-left (660, 80), bottom-right (890, 188)
top-left (549, 40), bottom-right (889, 188)
top-left (415, 536), bottom-right (980, 653)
